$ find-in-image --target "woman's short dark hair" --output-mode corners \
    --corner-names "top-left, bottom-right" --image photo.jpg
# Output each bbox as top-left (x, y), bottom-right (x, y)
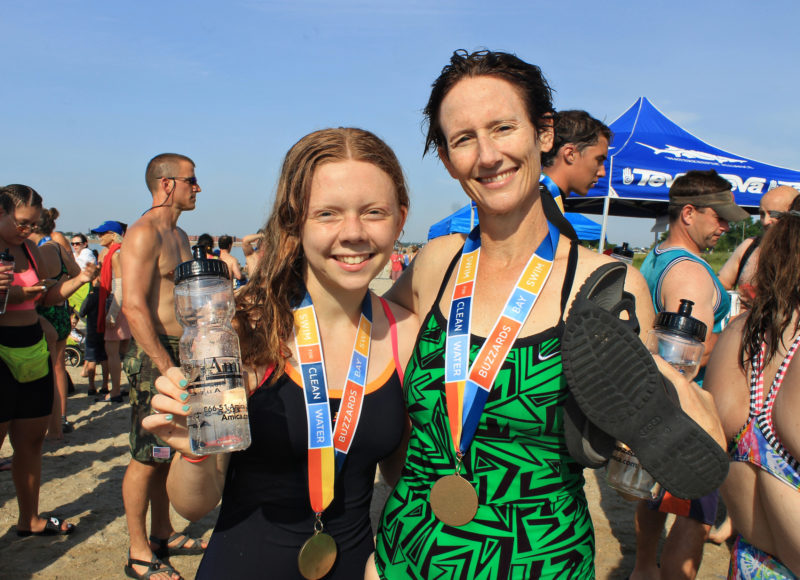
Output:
top-left (423, 49), bottom-right (555, 157)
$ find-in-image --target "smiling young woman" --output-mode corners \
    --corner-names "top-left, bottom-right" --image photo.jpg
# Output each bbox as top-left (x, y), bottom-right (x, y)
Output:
top-left (142, 128), bottom-right (419, 580)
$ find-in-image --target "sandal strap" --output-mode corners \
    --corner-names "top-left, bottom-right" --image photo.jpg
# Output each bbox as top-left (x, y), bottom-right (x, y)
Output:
top-left (166, 532), bottom-right (192, 549)
top-left (128, 556), bottom-right (162, 569)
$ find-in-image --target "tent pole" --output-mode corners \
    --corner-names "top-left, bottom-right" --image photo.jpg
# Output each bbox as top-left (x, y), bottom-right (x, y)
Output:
top-left (598, 195), bottom-right (611, 253)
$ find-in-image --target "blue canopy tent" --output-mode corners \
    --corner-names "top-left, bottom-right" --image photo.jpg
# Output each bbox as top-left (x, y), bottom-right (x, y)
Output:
top-left (428, 202), bottom-right (603, 241)
top-left (564, 97), bottom-right (800, 248)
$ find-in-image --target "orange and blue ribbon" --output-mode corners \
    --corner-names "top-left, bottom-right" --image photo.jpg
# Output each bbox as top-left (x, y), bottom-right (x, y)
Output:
top-left (294, 291), bottom-right (373, 514)
top-left (444, 222), bottom-right (559, 456)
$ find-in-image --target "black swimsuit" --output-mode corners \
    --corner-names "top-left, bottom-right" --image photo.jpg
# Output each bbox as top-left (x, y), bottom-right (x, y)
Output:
top-left (196, 360), bottom-right (405, 579)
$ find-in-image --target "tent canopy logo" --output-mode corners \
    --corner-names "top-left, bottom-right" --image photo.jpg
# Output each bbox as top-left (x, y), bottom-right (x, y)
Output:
top-left (637, 143), bottom-right (747, 165)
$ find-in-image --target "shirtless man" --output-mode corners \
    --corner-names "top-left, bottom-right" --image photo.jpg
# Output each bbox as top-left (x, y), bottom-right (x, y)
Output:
top-left (120, 154), bottom-right (206, 580)
top-left (717, 185), bottom-right (799, 303)
top-left (216, 234), bottom-right (244, 285)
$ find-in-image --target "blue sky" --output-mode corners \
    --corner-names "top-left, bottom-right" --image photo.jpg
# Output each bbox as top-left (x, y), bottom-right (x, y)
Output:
top-left (4, 0), bottom-right (799, 246)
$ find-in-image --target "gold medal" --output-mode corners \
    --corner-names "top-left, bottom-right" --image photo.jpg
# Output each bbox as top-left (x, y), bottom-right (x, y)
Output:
top-left (429, 473), bottom-right (478, 527)
top-left (298, 531), bottom-right (337, 580)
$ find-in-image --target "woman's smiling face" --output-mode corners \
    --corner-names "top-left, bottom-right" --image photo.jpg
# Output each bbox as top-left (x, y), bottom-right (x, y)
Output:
top-left (437, 75), bottom-right (553, 217)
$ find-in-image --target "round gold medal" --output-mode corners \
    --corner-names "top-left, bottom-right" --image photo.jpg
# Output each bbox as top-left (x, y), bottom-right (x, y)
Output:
top-left (429, 474), bottom-right (478, 527)
top-left (297, 532), bottom-right (337, 580)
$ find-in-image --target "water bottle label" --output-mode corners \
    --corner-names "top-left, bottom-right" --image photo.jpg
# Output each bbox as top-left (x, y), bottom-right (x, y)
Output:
top-left (184, 355), bottom-right (252, 453)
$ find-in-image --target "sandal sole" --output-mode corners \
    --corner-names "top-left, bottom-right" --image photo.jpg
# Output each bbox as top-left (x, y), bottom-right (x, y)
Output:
top-left (562, 305), bottom-right (728, 498)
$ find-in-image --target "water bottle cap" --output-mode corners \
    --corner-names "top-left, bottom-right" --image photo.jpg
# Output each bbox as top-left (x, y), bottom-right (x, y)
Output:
top-left (174, 245), bottom-right (230, 284)
top-left (0, 250), bottom-right (14, 262)
top-left (611, 242), bottom-right (634, 260)
top-left (654, 299), bottom-right (707, 342)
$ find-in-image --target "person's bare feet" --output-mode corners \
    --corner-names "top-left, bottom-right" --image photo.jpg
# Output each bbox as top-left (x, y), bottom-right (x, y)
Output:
top-left (708, 514), bottom-right (735, 545)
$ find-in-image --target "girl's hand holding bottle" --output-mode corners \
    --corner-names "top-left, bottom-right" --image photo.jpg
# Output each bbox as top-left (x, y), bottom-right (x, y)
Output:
top-left (142, 367), bottom-right (196, 457)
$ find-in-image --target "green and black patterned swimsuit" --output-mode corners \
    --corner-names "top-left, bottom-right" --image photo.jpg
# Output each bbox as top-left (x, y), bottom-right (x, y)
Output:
top-left (375, 240), bottom-right (594, 579)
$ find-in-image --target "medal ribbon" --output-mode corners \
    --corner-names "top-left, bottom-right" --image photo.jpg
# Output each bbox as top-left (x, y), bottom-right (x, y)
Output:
top-left (444, 221), bottom-right (559, 456)
top-left (294, 291), bottom-right (373, 515)
top-left (539, 174), bottom-right (565, 212)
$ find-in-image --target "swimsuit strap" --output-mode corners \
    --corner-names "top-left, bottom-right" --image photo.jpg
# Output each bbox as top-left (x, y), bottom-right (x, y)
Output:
top-left (558, 239), bottom-right (579, 322)
top-left (436, 233), bottom-right (576, 329)
top-left (21, 241), bottom-right (39, 278)
top-left (760, 334), bottom-right (800, 429)
top-left (379, 296), bottom-right (403, 387)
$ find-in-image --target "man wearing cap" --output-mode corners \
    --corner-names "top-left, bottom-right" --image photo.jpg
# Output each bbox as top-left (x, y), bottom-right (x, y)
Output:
top-left (91, 220), bottom-right (130, 404)
top-left (119, 153), bottom-right (204, 579)
top-left (632, 169), bottom-right (749, 580)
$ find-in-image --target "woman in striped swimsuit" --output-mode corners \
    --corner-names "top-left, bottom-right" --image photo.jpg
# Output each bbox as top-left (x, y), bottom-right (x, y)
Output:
top-left (706, 196), bottom-right (800, 578)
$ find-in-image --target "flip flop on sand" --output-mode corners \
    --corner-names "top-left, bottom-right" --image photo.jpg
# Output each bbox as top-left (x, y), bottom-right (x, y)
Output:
top-left (0, 458), bottom-right (11, 472)
top-left (16, 515), bottom-right (76, 537)
top-left (561, 271), bottom-right (729, 499)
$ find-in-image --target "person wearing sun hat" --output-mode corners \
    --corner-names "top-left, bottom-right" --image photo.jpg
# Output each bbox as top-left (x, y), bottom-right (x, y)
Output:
top-left (90, 220), bottom-right (130, 404)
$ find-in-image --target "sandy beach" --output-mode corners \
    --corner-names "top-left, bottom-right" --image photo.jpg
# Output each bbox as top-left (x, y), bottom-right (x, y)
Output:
top-left (0, 358), bottom-right (732, 579)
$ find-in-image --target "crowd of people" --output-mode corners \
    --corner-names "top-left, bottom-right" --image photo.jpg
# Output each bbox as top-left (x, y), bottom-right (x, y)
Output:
top-left (1, 48), bottom-right (798, 580)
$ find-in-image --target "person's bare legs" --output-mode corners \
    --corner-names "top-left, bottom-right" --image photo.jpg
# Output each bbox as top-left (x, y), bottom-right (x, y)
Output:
top-left (122, 459), bottom-right (180, 580)
top-left (85, 360), bottom-right (97, 392)
top-left (52, 339), bottom-right (69, 422)
top-left (39, 318), bottom-right (61, 439)
top-left (659, 517), bottom-right (711, 579)
top-left (105, 339), bottom-right (122, 399)
top-left (630, 500), bottom-right (668, 580)
top-left (99, 360), bottom-right (109, 392)
top-left (87, 360), bottom-right (110, 393)
top-left (9, 416), bottom-right (73, 532)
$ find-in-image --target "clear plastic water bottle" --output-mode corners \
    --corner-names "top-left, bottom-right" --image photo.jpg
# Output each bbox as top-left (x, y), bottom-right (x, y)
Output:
top-left (174, 246), bottom-right (251, 455)
top-left (646, 299), bottom-right (706, 380)
top-left (0, 251), bottom-right (14, 316)
top-left (606, 299), bottom-right (706, 500)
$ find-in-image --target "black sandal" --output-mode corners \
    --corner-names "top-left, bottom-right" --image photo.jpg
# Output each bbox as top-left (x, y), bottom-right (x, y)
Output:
top-left (16, 515), bottom-right (75, 537)
top-left (124, 551), bottom-right (182, 580)
top-left (562, 262), bottom-right (637, 468)
top-left (149, 532), bottom-right (207, 559)
top-left (561, 279), bottom-right (729, 499)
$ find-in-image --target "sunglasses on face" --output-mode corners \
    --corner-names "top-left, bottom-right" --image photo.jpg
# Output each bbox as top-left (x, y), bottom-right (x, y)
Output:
top-left (10, 217), bottom-right (35, 233)
top-left (759, 209), bottom-right (785, 220)
top-left (71, 241), bottom-right (85, 246)
top-left (164, 176), bottom-right (199, 186)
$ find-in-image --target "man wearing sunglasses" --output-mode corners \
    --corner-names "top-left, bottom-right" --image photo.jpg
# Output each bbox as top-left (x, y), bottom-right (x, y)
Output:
top-left (718, 185), bottom-right (799, 303)
top-left (119, 153), bottom-right (206, 579)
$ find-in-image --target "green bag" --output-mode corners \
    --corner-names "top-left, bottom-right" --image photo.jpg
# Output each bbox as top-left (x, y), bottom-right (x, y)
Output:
top-left (0, 336), bottom-right (50, 383)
